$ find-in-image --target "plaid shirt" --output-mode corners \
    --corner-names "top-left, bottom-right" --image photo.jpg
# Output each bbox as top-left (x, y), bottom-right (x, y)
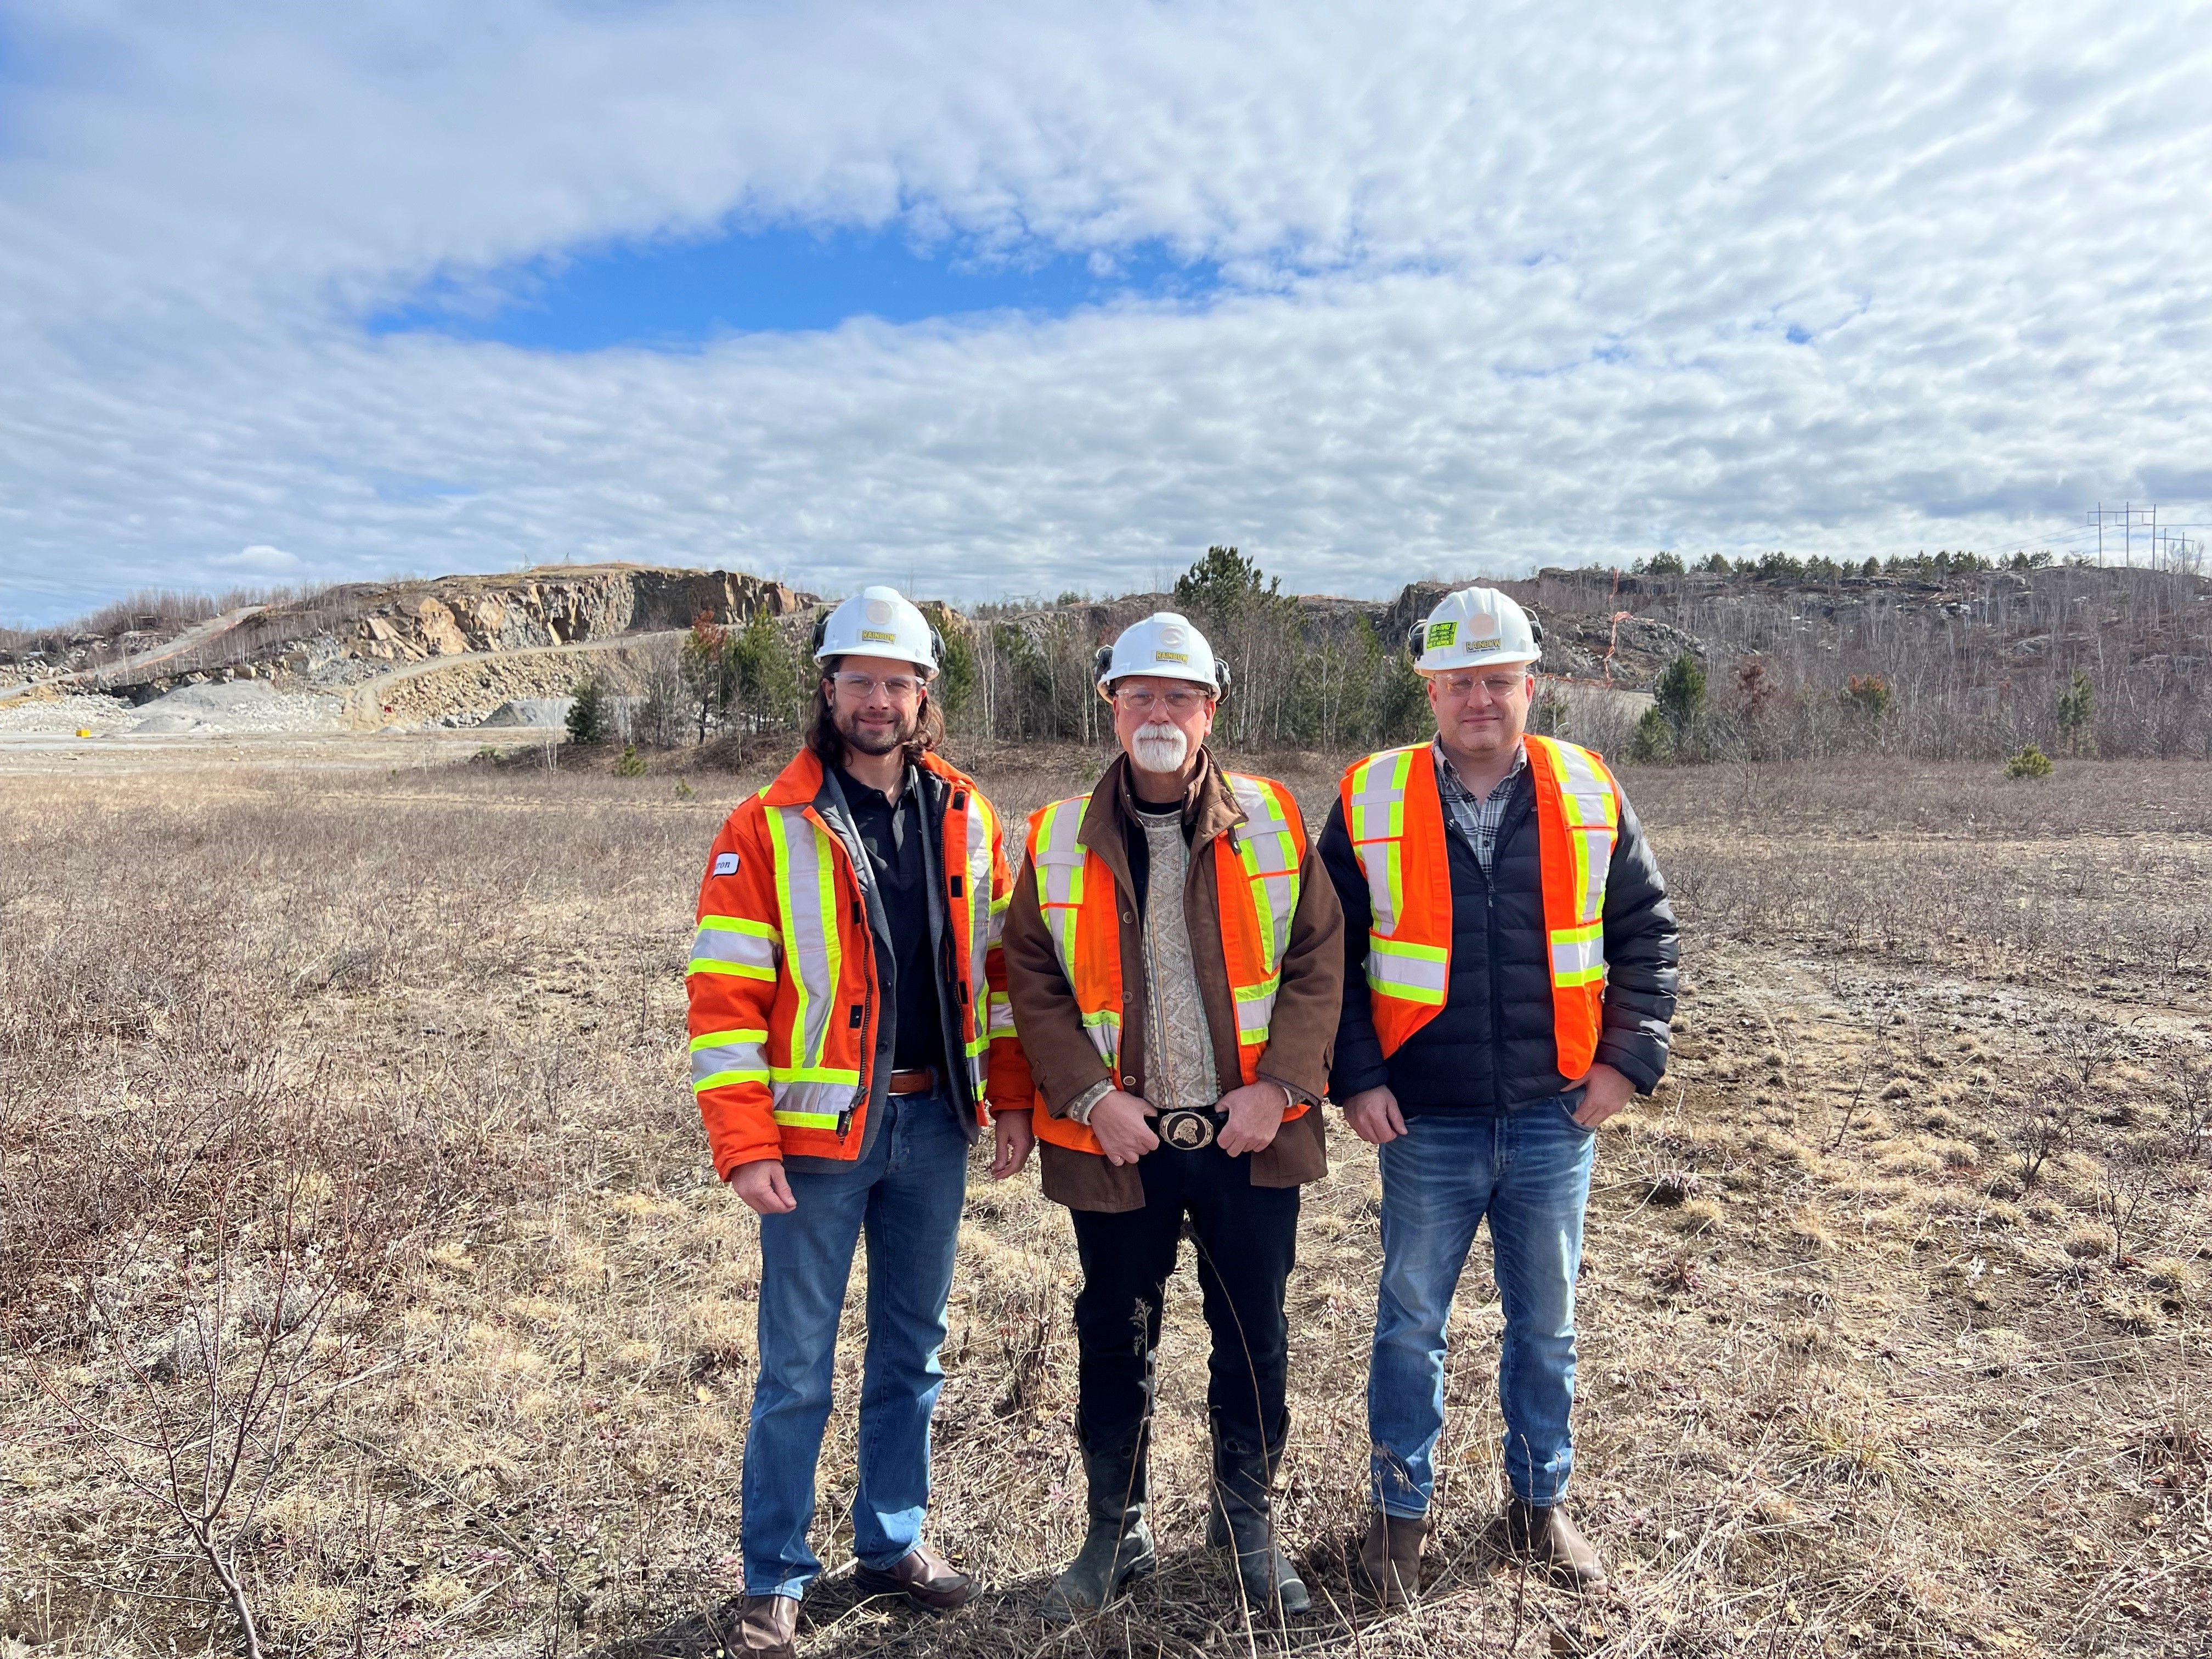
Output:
top-left (1432, 738), bottom-right (1526, 873)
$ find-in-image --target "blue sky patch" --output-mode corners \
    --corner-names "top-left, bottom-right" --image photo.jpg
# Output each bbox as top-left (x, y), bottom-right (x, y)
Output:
top-left (366, 225), bottom-right (1224, 350)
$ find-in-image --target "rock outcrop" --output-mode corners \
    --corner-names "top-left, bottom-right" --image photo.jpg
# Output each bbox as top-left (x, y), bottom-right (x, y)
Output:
top-left (314, 565), bottom-right (806, 669)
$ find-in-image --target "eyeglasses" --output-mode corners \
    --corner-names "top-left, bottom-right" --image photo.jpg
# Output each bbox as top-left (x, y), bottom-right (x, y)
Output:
top-left (1436, 672), bottom-right (1528, 699)
top-left (1113, 687), bottom-right (1211, 715)
top-left (832, 672), bottom-right (924, 701)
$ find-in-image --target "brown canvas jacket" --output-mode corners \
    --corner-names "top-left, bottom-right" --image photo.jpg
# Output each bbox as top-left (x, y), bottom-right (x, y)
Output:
top-left (1002, 749), bottom-right (1345, 1212)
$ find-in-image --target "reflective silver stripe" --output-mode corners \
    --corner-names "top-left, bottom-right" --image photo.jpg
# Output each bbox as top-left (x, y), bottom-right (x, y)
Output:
top-left (687, 916), bottom-right (777, 978)
top-left (767, 1078), bottom-right (861, 1128)
top-left (988, 989), bottom-right (1018, 1036)
top-left (1032, 796), bottom-right (1091, 984)
top-left (690, 1029), bottom-right (769, 1090)
top-left (1550, 924), bottom-right (1606, 985)
top-left (1080, 1009), bottom-right (1120, 1064)
top-left (1234, 982), bottom-right (1277, 1043)
top-left (1531, 737), bottom-right (1620, 924)
top-left (1227, 773), bottom-right (1302, 981)
top-left (1365, 938), bottom-right (1448, 1003)
top-left (963, 792), bottom-right (993, 1057)
top-left (765, 804), bottom-right (842, 1075)
top-left (1347, 747), bottom-right (1416, 843)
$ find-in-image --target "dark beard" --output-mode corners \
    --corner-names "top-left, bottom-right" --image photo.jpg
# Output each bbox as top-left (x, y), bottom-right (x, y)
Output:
top-left (834, 704), bottom-right (916, 757)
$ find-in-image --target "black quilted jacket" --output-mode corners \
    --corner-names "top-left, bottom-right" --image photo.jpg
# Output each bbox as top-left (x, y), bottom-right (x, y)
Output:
top-left (1318, 755), bottom-right (1678, 1113)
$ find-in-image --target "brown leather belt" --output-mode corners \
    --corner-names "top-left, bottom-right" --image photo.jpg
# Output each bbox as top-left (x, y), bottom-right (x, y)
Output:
top-left (886, 1066), bottom-right (939, 1096)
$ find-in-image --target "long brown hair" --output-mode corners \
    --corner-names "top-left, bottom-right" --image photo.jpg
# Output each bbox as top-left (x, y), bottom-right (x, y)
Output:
top-left (806, 659), bottom-right (945, 769)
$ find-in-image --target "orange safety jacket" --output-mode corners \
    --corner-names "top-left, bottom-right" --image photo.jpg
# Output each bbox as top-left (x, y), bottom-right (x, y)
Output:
top-left (1339, 734), bottom-right (1621, 1078)
top-left (1023, 771), bottom-right (1310, 1156)
top-left (686, 747), bottom-right (1034, 1176)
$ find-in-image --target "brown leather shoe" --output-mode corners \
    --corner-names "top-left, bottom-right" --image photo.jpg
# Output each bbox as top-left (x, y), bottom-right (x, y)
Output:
top-left (1354, 1510), bottom-right (1427, 1606)
top-left (736, 1594), bottom-right (800, 1658)
top-left (1503, 1499), bottom-right (1607, 1588)
top-left (851, 1541), bottom-right (977, 1612)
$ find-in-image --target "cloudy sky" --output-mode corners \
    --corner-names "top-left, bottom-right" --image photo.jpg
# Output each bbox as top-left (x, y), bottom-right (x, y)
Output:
top-left (3, 0), bottom-right (2209, 623)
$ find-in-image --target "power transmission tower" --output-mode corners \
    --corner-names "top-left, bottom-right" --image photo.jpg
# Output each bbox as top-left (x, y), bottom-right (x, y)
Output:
top-left (2087, 501), bottom-right (2157, 567)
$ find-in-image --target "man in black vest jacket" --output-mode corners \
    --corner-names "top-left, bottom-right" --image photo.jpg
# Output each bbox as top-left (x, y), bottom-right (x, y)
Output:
top-left (1318, 585), bottom-right (1677, 1602)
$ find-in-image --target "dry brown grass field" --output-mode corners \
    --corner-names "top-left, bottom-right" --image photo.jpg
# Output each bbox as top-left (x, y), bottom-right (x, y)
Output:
top-left (3, 743), bottom-right (2209, 1658)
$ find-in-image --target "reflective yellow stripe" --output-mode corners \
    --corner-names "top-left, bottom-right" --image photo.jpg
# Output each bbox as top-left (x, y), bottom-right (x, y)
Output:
top-left (1226, 773), bottom-right (1302, 980)
top-left (1365, 935), bottom-right (1448, 1005)
top-left (1528, 735), bottom-right (1620, 925)
top-left (687, 916), bottom-right (778, 980)
top-left (772, 1109), bottom-right (842, 1129)
top-left (765, 804), bottom-right (843, 1074)
top-left (1234, 979), bottom-right (1278, 1043)
top-left (1549, 922), bottom-right (1606, 987)
top-left (1078, 1007), bottom-right (1120, 1064)
top-left (690, 1027), bottom-right (770, 1091)
top-left (1031, 795), bottom-right (1092, 988)
top-left (1346, 747), bottom-right (1419, 934)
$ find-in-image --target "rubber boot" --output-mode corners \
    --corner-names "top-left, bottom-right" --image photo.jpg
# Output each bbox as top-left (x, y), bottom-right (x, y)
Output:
top-left (1040, 1434), bottom-right (1156, 1622)
top-left (1205, 1418), bottom-right (1308, 1616)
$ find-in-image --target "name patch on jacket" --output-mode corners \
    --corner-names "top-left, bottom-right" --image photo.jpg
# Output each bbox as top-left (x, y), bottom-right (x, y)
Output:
top-left (713, 852), bottom-right (739, 876)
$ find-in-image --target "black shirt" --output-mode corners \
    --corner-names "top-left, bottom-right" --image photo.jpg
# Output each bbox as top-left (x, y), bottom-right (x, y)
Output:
top-left (832, 763), bottom-right (946, 1075)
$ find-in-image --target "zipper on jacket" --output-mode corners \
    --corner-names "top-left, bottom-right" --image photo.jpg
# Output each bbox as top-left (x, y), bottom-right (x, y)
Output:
top-left (1482, 860), bottom-right (1505, 1109)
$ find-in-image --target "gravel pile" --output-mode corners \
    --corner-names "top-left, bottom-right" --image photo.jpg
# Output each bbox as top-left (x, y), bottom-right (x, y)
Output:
top-left (126, 681), bottom-right (342, 734)
top-left (0, 692), bottom-right (136, 733)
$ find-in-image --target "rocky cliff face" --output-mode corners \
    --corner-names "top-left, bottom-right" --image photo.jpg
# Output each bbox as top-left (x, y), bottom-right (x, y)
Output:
top-left (311, 565), bottom-right (807, 671)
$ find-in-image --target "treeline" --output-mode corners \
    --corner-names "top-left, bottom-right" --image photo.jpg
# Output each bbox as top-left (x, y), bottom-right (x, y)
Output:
top-left (605, 548), bottom-right (2212, 766)
top-left (627, 546), bottom-right (1444, 756)
top-left (1580, 560), bottom-right (2212, 764)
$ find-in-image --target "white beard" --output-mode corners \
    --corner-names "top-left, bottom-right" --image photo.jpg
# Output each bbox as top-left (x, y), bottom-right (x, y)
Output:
top-left (1129, 721), bottom-right (1189, 774)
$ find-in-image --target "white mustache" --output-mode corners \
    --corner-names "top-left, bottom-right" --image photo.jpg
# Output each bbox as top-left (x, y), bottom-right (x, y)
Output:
top-left (1130, 721), bottom-right (1189, 772)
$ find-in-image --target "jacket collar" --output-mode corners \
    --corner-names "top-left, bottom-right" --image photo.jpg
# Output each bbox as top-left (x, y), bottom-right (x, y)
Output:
top-left (764, 743), bottom-right (974, 810)
top-left (1080, 748), bottom-right (1245, 869)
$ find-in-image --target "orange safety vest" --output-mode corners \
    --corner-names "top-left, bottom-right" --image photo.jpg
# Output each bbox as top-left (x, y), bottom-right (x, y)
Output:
top-left (686, 747), bottom-right (1032, 1175)
top-left (1024, 772), bottom-right (1310, 1156)
top-left (1339, 734), bottom-right (1620, 1077)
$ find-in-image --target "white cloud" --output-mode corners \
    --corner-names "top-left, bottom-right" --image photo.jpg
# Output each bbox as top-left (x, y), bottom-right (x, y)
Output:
top-left (2, 0), bottom-right (2209, 619)
top-left (213, 544), bottom-right (302, 573)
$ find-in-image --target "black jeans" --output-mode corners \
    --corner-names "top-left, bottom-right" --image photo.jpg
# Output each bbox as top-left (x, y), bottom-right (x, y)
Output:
top-left (1068, 1141), bottom-right (1300, 1460)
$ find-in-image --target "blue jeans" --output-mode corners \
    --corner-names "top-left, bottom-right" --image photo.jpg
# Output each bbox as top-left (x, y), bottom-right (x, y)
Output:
top-left (1368, 1094), bottom-right (1595, 1512)
top-left (741, 1090), bottom-right (969, 1599)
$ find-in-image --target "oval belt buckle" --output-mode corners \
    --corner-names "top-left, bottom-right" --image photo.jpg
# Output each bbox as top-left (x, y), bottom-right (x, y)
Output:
top-left (1158, 1109), bottom-right (1217, 1150)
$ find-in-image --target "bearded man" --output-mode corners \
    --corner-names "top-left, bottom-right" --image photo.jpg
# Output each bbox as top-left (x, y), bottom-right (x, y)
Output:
top-left (686, 586), bottom-right (1036, 1658)
top-left (1002, 612), bottom-right (1345, 1621)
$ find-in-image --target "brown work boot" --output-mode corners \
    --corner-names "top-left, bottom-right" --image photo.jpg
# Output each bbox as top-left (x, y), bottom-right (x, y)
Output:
top-left (736, 1594), bottom-right (800, 1658)
top-left (1354, 1510), bottom-right (1427, 1606)
top-left (1503, 1499), bottom-right (1607, 1588)
top-left (852, 1541), bottom-right (977, 1612)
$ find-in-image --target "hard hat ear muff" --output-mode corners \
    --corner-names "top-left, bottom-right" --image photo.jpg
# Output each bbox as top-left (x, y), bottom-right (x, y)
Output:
top-left (1092, 645), bottom-right (1116, 689)
top-left (928, 627), bottom-right (946, 676)
top-left (1214, 661), bottom-right (1231, 697)
top-left (1407, 622), bottom-right (1428, 661)
top-left (810, 612), bottom-right (830, 657)
top-left (1529, 616), bottom-right (1544, 646)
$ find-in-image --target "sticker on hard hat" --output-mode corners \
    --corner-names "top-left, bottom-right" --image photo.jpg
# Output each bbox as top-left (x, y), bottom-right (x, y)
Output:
top-left (712, 852), bottom-right (739, 876)
top-left (1154, 650), bottom-right (1189, 663)
top-left (860, 629), bottom-right (896, 644)
top-left (1425, 620), bottom-right (1458, 650)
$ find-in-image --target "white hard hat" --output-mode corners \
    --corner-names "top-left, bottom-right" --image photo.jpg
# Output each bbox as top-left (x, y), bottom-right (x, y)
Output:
top-left (1407, 586), bottom-right (1542, 674)
top-left (811, 585), bottom-right (942, 675)
top-left (1093, 612), bottom-right (1228, 696)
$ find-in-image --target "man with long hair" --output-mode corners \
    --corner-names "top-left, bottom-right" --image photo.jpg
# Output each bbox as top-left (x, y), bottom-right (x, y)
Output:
top-left (686, 586), bottom-right (1035, 1658)
top-left (1003, 612), bottom-right (1344, 1621)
